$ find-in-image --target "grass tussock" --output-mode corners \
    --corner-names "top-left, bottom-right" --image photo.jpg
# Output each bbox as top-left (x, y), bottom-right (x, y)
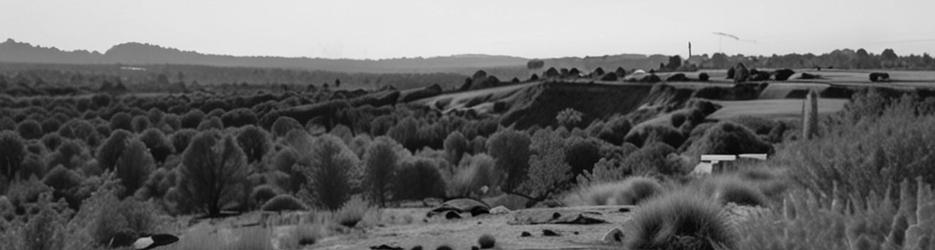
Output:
top-left (625, 190), bottom-right (736, 250)
top-left (564, 176), bottom-right (665, 206)
top-left (696, 175), bottom-right (771, 207)
top-left (332, 196), bottom-right (378, 228)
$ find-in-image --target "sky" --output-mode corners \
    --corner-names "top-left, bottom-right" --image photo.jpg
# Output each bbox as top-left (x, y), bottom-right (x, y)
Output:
top-left (1, 0), bottom-right (934, 59)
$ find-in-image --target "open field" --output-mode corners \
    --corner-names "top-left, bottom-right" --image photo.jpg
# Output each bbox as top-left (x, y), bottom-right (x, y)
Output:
top-left (709, 98), bottom-right (849, 120)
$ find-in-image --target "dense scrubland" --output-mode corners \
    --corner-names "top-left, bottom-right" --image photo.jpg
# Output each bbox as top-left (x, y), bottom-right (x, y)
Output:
top-left (1, 61), bottom-right (935, 250)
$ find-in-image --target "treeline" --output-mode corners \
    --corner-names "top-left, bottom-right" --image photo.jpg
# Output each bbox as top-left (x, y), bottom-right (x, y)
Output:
top-left (693, 48), bottom-right (935, 70)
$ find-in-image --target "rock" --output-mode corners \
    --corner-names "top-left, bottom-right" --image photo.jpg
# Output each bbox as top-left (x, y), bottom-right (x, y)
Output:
top-left (543, 229), bottom-right (561, 236)
top-left (602, 228), bottom-right (625, 243)
top-left (520, 231), bottom-right (532, 237)
top-left (489, 206), bottom-right (511, 215)
top-left (371, 244), bottom-right (404, 250)
top-left (428, 198), bottom-right (490, 218)
top-left (870, 72), bottom-right (891, 82)
top-left (773, 69), bottom-right (795, 81)
top-left (478, 234), bottom-right (496, 249)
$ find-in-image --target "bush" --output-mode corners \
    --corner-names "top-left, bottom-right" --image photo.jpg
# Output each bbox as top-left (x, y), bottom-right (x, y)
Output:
top-left (16, 119), bottom-right (43, 140)
top-left (486, 129), bottom-right (531, 193)
top-left (0, 131), bottom-right (26, 180)
top-left (333, 196), bottom-right (374, 228)
top-left (261, 194), bottom-right (307, 212)
top-left (109, 112), bottom-right (132, 131)
top-left (115, 139), bottom-right (155, 197)
top-left (19, 194), bottom-right (68, 250)
top-left (622, 142), bottom-right (684, 176)
top-left (131, 115), bottom-right (150, 133)
top-left (624, 124), bottom-right (684, 148)
top-left (251, 185), bottom-right (280, 206)
top-left (139, 128), bottom-right (174, 164)
top-left (301, 135), bottom-right (359, 210)
top-left (180, 110), bottom-right (204, 129)
top-left (236, 125), bottom-right (271, 163)
top-left (684, 121), bottom-right (773, 160)
top-left (443, 132), bottom-right (469, 165)
top-left (170, 129), bottom-right (197, 153)
top-left (362, 136), bottom-right (407, 206)
top-left (221, 108), bottom-right (258, 128)
top-left (625, 191), bottom-right (736, 250)
top-left (271, 149), bottom-right (305, 193)
top-left (96, 129), bottom-right (133, 171)
top-left (271, 116), bottom-right (303, 138)
top-left (176, 130), bottom-right (248, 216)
top-left (564, 176), bottom-right (664, 206)
top-left (161, 114), bottom-right (181, 131)
top-left (556, 108), bottom-right (584, 128)
top-left (90, 194), bottom-right (160, 247)
top-left (598, 116), bottom-right (632, 145)
top-left (517, 129), bottom-right (572, 201)
top-left (394, 158), bottom-right (447, 201)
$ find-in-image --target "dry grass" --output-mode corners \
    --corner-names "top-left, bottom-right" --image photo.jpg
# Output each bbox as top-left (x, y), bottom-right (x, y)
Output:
top-left (564, 176), bottom-right (665, 206)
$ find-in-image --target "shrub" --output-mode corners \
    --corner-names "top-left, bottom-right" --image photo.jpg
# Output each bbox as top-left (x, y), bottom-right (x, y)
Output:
top-left (261, 194), bottom-right (307, 212)
top-left (333, 196), bottom-right (374, 228)
top-left (449, 154), bottom-right (499, 198)
top-left (387, 117), bottom-right (419, 150)
top-left (40, 133), bottom-right (64, 152)
top-left (236, 125), bottom-right (271, 163)
top-left (564, 137), bottom-right (602, 179)
top-left (598, 116), bottom-right (632, 145)
top-left (394, 158), bottom-right (447, 201)
top-left (176, 130), bottom-right (248, 216)
top-left (40, 119), bottom-right (61, 137)
top-left (169, 129), bottom-right (197, 153)
top-left (251, 185), bottom-right (280, 206)
top-left (486, 129), bottom-right (531, 193)
top-left (196, 117), bottom-right (223, 131)
top-left (147, 108), bottom-right (165, 124)
top-left (161, 114), bottom-right (181, 131)
top-left (90, 194), bottom-right (160, 247)
top-left (96, 129), bottom-right (133, 171)
top-left (109, 112), bottom-right (132, 131)
top-left (564, 176), bottom-right (664, 206)
top-left (271, 149), bottom-right (305, 193)
top-left (0, 131), bottom-right (26, 180)
top-left (43, 165), bottom-right (83, 196)
top-left (271, 116), bottom-right (303, 138)
top-left (697, 176), bottom-right (769, 207)
top-left (625, 191), bottom-right (736, 250)
top-left (131, 115), bottom-right (150, 133)
top-left (19, 194), bottom-right (68, 250)
top-left (556, 108), bottom-right (584, 128)
top-left (684, 121), bottom-right (773, 160)
top-left (301, 135), bottom-right (359, 210)
top-left (622, 142), bottom-right (684, 176)
top-left (180, 110), bottom-right (205, 129)
top-left (16, 119), bottom-right (43, 140)
top-left (221, 108), bottom-right (258, 128)
top-left (115, 139), bottom-right (155, 197)
top-left (362, 136), bottom-right (407, 206)
top-left (134, 167), bottom-right (174, 200)
top-left (443, 132), bottom-right (469, 165)
top-left (139, 128), bottom-right (173, 164)
top-left (478, 234), bottom-right (496, 249)
top-left (624, 124), bottom-right (684, 148)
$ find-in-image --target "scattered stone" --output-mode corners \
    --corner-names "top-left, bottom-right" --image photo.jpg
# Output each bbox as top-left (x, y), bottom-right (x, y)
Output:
top-left (478, 234), bottom-right (496, 249)
top-left (520, 231), bottom-right (532, 237)
top-left (489, 206), bottom-right (511, 215)
top-left (870, 72), bottom-right (890, 82)
top-left (371, 244), bottom-right (404, 250)
top-left (602, 228), bottom-right (625, 243)
top-left (543, 229), bottom-right (561, 237)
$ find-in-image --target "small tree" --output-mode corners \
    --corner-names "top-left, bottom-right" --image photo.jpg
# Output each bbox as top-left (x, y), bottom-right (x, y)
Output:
top-left (302, 135), bottom-right (359, 210)
top-left (16, 119), bottom-right (43, 140)
top-left (96, 129), bottom-right (133, 171)
top-left (110, 112), bottom-right (133, 131)
top-left (131, 115), bottom-right (150, 133)
top-left (180, 110), bottom-right (205, 129)
top-left (139, 128), bottom-right (174, 164)
top-left (556, 108), bottom-right (583, 128)
top-left (517, 129), bottom-right (571, 204)
top-left (115, 139), bottom-right (155, 197)
top-left (394, 158), bottom-right (447, 201)
top-left (486, 128), bottom-right (531, 193)
top-left (362, 136), bottom-right (407, 207)
top-left (236, 125), bottom-right (271, 163)
top-left (0, 131), bottom-right (26, 180)
top-left (271, 116), bottom-right (303, 138)
top-left (176, 130), bottom-right (248, 216)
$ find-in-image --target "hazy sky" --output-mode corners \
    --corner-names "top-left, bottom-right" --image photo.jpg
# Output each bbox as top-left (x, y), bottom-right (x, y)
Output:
top-left (2, 0), bottom-right (934, 59)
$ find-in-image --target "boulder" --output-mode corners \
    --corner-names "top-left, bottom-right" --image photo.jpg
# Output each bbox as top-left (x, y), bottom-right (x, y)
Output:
top-left (601, 228), bottom-right (625, 243)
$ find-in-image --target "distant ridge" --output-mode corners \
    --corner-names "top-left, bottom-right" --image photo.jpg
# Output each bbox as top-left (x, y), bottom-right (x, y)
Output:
top-left (0, 38), bottom-right (668, 75)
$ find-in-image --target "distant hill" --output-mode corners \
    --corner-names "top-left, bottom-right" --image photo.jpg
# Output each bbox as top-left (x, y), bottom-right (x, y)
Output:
top-left (0, 39), bottom-right (670, 77)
